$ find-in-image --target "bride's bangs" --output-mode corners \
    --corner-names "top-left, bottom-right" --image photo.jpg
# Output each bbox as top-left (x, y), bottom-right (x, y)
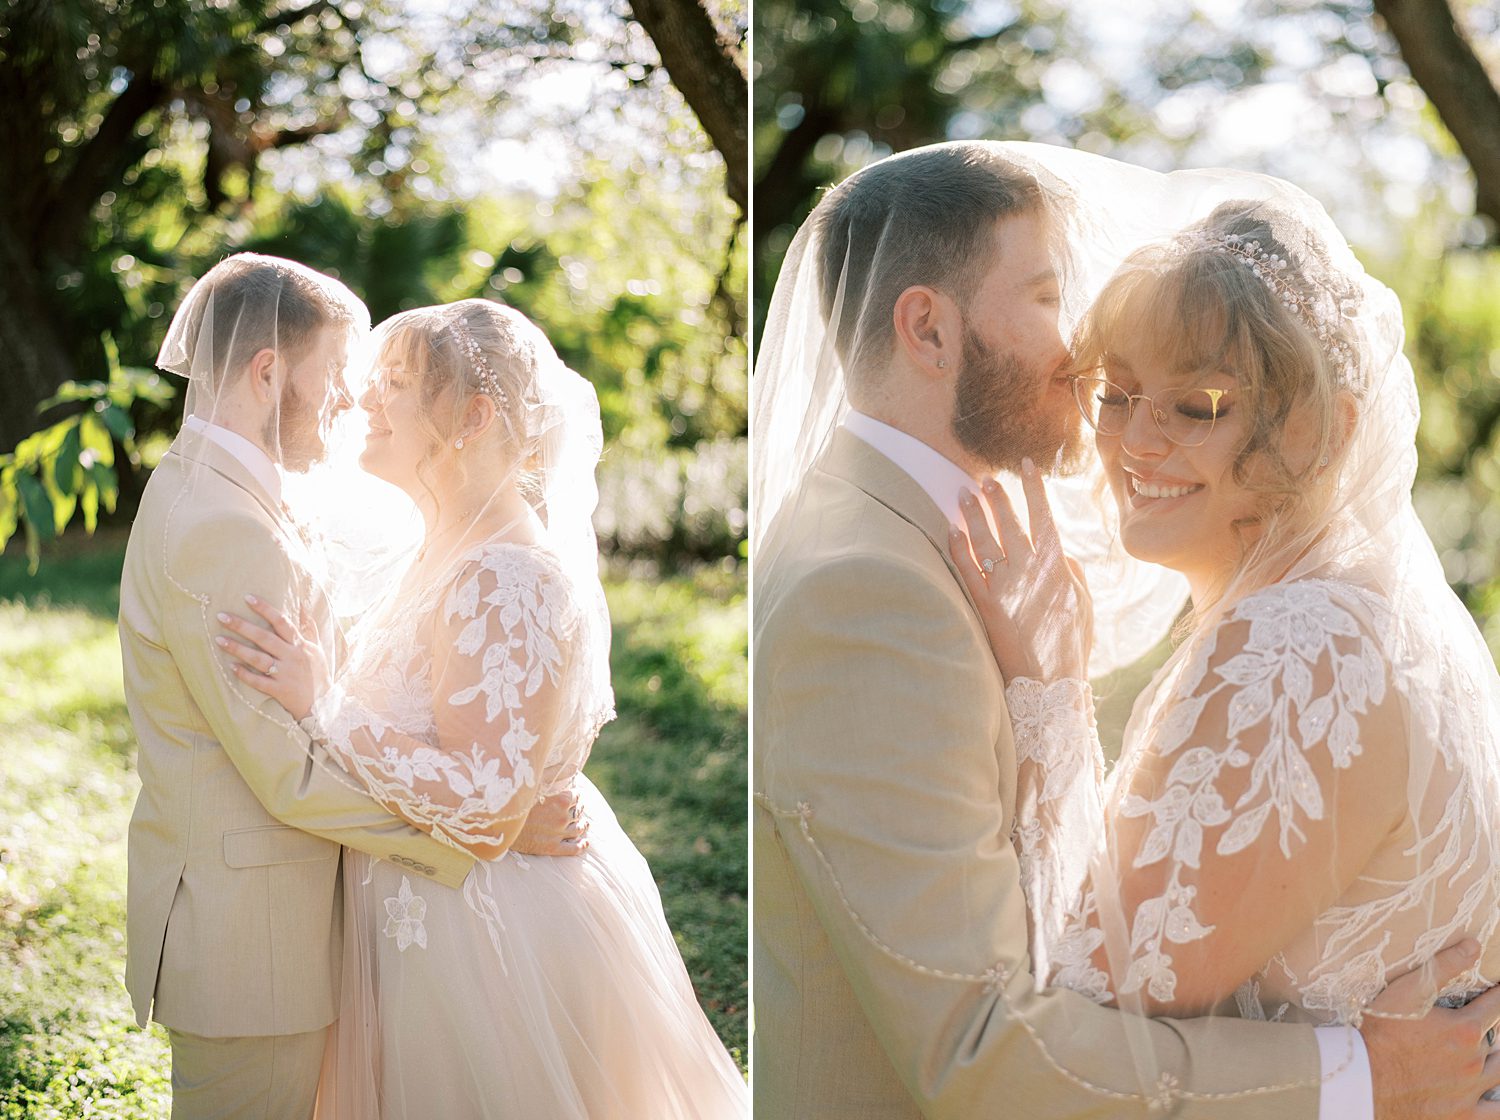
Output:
top-left (1072, 254), bottom-right (1261, 389)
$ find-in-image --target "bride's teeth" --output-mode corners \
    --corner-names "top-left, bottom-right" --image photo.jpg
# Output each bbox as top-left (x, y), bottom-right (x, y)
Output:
top-left (1131, 477), bottom-right (1198, 499)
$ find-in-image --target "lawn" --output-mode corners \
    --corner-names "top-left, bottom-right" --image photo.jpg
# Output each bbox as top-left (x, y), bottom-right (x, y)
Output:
top-left (0, 532), bottom-right (747, 1116)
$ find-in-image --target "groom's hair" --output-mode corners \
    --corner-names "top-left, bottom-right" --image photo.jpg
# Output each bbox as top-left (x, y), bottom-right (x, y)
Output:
top-left (179, 253), bottom-right (349, 382)
top-left (813, 143), bottom-right (1042, 390)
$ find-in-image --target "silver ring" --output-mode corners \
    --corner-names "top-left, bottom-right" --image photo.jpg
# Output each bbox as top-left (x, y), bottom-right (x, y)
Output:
top-left (981, 557), bottom-right (998, 574)
top-left (1487, 1025), bottom-right (1496, 1049)
top-left (266, 660), bottom-right (279, 677)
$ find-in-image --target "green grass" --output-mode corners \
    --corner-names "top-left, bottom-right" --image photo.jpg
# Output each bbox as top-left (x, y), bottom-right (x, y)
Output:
top-left (0, 534), bottom-right (747, 1115)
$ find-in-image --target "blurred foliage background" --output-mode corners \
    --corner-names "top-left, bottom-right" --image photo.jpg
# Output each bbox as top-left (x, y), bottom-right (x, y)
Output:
top-left (753, 0), bottom-right (1500, 662)
top-left (0, 0), bottom-right (749, 1111)
top-left (1, 0), bottom-right (748, 566)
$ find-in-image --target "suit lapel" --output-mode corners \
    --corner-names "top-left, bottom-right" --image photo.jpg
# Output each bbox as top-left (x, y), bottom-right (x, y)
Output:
top-left (166, 426), bottom-right (286, 526)
top-left (166, 425), bottom-right (346, 654)
top-left (818, 428), bottom-right (986, 620)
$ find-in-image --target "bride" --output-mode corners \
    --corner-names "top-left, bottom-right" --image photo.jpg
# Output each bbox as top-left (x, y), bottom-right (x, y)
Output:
top-left (215, 298), bottom-right (747, 1117)
top-left (951, 172), bottom-right (1500, 1040)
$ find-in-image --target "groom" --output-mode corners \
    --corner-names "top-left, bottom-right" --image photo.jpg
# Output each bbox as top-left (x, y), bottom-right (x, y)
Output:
top-left (752, 144), bottom-right (1500, 1118)
top-left (119, 254), bottom-right (583, 1119)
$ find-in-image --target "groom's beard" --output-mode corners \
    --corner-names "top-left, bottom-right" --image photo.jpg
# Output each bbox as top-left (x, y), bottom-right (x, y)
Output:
top-left (274, 376), bottom-right (329, 472)
top-left (951, 325), bottom-right (1086, 475)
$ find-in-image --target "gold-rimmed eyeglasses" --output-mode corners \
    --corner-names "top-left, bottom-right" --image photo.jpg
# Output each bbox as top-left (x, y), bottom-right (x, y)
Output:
top-left (1069, 375), bottom-right (1232, 449)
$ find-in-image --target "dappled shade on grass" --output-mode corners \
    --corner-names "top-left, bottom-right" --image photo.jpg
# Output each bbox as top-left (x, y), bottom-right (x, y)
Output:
top-left (0, 537), bottom-right (747, 1115)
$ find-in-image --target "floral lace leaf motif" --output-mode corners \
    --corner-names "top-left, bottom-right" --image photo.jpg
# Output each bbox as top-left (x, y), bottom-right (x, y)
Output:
top-left (319, 545), bottom-right (579, 856)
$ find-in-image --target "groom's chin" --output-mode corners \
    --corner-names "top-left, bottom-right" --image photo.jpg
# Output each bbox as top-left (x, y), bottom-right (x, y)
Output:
top-left (279, 436), bottom-right (330, 474)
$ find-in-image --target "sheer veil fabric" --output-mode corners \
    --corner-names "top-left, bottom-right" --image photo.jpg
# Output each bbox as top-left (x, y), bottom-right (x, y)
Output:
top-left (753, 144), bottom-right (1191, 676)
top-left (752, 141), bottom-right (1500, 1098)
top-left (179, 293), bottom-right (744, 1116)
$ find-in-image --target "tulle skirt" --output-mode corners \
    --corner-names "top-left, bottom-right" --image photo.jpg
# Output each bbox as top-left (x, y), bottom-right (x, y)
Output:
top-left (315, 775), bottom-right (747, 1118)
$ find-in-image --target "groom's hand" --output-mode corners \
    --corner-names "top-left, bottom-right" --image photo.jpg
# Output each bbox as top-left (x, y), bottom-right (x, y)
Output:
top-left (512, 788), bottom-right (590, 857)
top-left (1363, 940), bottom-right (1500, 1119)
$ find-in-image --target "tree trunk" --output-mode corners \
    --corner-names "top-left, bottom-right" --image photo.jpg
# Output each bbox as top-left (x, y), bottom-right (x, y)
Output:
top-left (1373, 0), bottom-right (1500, 233)
top-left (629, 0), bottom-right (748, 213)
top-left (0, 224), bottom-right (77, 453)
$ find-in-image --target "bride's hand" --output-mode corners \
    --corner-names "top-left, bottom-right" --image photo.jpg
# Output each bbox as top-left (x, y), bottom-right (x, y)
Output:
top-left (948, 457), bottom-right (1093, 683)
top-left (513, 787), bottom-right (592, 858)
top-left (216, 595), bottom-right (327, 721)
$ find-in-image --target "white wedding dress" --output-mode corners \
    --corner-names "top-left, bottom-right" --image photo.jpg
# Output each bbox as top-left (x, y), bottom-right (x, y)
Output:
top-left (309, 539), bottom-right (747, 1118)
top-left (1010, 571), bottom-right (1500, 1026)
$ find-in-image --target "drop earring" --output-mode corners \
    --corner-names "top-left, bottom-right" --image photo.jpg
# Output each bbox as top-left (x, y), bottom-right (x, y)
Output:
top-left (455, 437), bottom-right (465, 450)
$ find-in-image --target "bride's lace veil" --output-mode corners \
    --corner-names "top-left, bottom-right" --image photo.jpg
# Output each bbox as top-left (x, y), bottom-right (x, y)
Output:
top-left (753, 142), bottom-right (1190, 677)
top-left (316, 296), bottom-right (615, 778)
top-left (753, 140), bottom-right (1500, 1099)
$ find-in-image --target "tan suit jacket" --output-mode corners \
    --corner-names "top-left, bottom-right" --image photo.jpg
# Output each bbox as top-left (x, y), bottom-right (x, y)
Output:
top-left (752, 429), bottom-right (1322, 1118)
top-left (120, 427), bottom-right (473, 1038)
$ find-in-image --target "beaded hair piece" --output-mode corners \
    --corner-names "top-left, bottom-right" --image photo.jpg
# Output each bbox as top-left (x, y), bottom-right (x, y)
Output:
top-left (448, 318), bottom-right (508, 404)
top-left (1186, 230), bottom-right (1359, 388)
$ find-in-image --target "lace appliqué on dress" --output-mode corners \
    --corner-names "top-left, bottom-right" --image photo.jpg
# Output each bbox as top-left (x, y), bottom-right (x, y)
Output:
top-left (384, 876), bottom-right (428, 952)
top-left (1009, 578), bottom-right (1500, 1024)
top-left (313, 544), bottom-right (581, 857)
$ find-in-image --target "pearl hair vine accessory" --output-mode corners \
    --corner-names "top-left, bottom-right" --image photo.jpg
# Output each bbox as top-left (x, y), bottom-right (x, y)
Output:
top-left (448, 318), bottom-right (508, 404)
top-left (1186, 230), bottom-right (1359, 389)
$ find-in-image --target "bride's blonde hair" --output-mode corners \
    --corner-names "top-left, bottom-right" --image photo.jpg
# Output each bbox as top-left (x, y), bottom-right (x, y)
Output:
top-left (373, 299), bottom-right (549, 514)
top-left (1071, 201), bottom-right (1366, 618)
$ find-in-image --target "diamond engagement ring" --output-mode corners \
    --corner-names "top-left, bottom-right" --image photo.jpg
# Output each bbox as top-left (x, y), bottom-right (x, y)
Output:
top-left (981, 557), bottom-right (998, 574)
top-left (267, 660), bottom-right (279, 677)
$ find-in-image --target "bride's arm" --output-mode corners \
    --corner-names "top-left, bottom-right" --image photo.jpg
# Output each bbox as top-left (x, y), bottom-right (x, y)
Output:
top-left (1075, 593), bottom-right (1406, 1016)
top-left (219, 553), bottom-right (574, 859)
top-left (952, 481), bottom-right (1406, 1017)
top-left (949, 468), bottom-right (1105, 980)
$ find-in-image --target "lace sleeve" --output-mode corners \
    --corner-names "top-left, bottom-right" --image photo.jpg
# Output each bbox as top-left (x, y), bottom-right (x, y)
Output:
top-left (311, 547), bottom-right (575, 858)
top-left (1006, 677), bottom-right (1106, 988)
top-left (1059, 581), bottom-right (1407, 1015)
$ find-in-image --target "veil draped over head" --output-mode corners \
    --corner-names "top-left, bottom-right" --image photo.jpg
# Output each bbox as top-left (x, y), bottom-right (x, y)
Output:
top-left (156, 252), bottom-right (372, 481)
top-left (754, 141), bottom-right (1500, 1100)
top-left (311, 296), bottom-right (616, 797)
top-left (752, 143), bottom-right (1192, 676)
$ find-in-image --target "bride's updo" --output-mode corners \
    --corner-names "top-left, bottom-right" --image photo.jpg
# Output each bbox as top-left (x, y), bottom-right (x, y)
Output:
top-left (373, 298), bottom-right (555, 503)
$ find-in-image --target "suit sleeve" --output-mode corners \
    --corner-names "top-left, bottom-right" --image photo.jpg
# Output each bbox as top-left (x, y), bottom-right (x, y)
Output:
top-left (756, 551), bottom-right (1325, 1119)
top-left (162, 509), bottom-right (473, 889)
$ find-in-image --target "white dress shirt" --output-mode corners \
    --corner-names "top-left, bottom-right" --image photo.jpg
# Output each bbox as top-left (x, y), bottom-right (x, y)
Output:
top-left (841, 409), bottom-right (1374, 1120)
top-left (182, 414), bottom-right (282, 504)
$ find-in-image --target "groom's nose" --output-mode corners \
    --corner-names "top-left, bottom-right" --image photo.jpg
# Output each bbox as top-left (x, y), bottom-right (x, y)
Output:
top-left (330, 376), bottom-right (354, 415)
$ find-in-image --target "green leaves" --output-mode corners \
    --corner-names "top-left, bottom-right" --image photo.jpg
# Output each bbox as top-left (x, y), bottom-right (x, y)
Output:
top-left (0, 335), bottom-right (169, 571)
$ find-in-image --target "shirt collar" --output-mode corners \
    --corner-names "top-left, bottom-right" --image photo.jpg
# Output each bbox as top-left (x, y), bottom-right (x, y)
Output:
top-left (842, 410), bottom-right (981, 528)
top-left (182, 415), bottom-right (282, 503)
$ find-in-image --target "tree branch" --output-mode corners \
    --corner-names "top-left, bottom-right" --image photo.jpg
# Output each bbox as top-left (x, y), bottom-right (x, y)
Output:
top-left (41, 70), bottom-right (168, 260)
top-left (627, 0), bottom-right (748, 211)
top-left (256, 0), bottom-right (339, 34)
top-left (1372, 0), bottom-right (1500, 232)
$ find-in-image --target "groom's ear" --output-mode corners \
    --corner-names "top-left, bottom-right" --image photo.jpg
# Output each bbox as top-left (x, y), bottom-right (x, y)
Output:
top-left (892, 285), bottom-right (960, 380)
top-left (245, 347), bottom-right (281, 404)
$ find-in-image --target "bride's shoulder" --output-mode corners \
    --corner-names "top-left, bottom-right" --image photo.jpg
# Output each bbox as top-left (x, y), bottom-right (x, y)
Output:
top-left (1172, 576), bottom-right (1397, 708)
top-left (468, 538), bottom-right (567, 579)
top-left (440, 541), bottom-right (574, 623)
top-left (1222, 577), bottom-right (1393, 640)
